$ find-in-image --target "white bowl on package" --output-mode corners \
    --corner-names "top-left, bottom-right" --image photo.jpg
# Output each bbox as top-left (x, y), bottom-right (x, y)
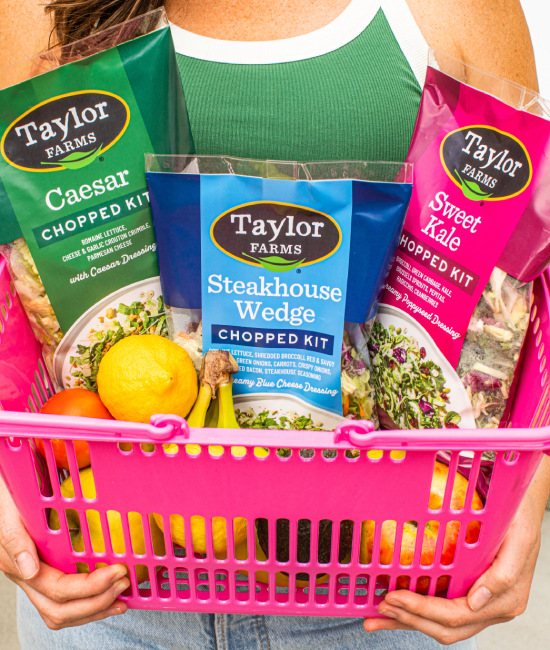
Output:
top-left (376, 305), bottom-right (476, 429)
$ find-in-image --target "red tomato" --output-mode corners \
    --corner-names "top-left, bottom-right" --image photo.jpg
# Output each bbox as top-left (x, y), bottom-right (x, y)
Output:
top-left (35, 389), bottom-right (114, 470)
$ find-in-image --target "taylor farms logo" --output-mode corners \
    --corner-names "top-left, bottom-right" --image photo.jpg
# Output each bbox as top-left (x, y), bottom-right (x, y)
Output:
top-left (211, 201), bottom-right (341, 272)
top-left (1, 91), bottom-right (130, 172)
top-left (441, 126), bottom-right (532, 201)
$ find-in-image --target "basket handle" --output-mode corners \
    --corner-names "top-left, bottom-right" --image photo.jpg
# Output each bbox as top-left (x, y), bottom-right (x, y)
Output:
top-left (333, 420), bottom-right (375, 445)
top-left (148, 414), bottom-right (190, 440)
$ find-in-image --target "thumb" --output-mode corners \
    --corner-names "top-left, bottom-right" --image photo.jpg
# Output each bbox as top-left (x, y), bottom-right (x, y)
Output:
top-left (467, 521), bottom-right (536, 612)
top-left (0, 480), bottom-right (40, 581)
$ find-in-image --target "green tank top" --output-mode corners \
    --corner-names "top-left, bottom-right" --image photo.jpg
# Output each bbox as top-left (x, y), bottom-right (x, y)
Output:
top-left (172, 1), bottom-right (426, 162)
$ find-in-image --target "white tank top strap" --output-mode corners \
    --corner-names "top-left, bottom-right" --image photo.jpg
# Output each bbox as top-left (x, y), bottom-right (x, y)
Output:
top-left (380, 0), bottom-right (429, 87)
top-left (170, 0), bottom-right (429, 86)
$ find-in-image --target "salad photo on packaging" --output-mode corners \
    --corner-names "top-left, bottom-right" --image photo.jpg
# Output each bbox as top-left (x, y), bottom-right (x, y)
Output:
top-left (146, 155), bottom-right (412, 431)
top-left (0, 9), bottom-right (193, 390)
top-left (373, 49), bottom-right (550, 430)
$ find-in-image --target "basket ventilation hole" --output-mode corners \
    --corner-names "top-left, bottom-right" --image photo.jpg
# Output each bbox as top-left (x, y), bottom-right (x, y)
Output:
top-left (34, 372), bottom-right (47, 404)
top-left (380, 521), bottom-right (397, 565)
top-left (27, 396), bottom-right (38, 413)
top-left (374, 575), bottom-right (390, 605)
top-left (416, 576), bottom-right (431, 595)
top-left (1, 304), bottom-right (6, 321)
top-left (367, 450), bottom-right (383, 460)
top-left (421, 521), bottom-right (440, 566)
top-left (10, 281), bottom-right (15, 297)
top-left (399, 521), bottom-right (418, 566)
top-left (336, 573), bottom-right (350, 604)
top-left (174, 566), bottom-right (190, 600)
top-left (359, 520), bottom-right (375, 565)
top-left (354, 575), bottom-right (370, 605)
top-left (0, 318), bottom-right (3, 334)
top-left (465, 521), bottom-right (482, 546)
top-left (541, 356), bottom-right (547, 374)
top-left (534, 317), bottom-right (541, 334)
top-left (5, 292), bottom-right (11, 309)
top-left (441, 522), bottom-right (461, 566)
top-left (531, 304), bottom-right (538, 322)
top-left (149, 514), bottom-right (167, 557)
top-left (543, 369), bottom-right (549, 389)
top-left (503, 451), bottom-right (520, 464)
top-left (136, 565), bottom-right (151, 597)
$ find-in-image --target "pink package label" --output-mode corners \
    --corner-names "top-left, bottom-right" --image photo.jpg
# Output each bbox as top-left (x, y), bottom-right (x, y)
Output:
top-left (374, 66), bottom-right (550, 430)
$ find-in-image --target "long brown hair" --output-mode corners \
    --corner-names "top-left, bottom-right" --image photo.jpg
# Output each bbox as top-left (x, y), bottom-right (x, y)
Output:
top-left (46, 0), bottom-right (165, 47)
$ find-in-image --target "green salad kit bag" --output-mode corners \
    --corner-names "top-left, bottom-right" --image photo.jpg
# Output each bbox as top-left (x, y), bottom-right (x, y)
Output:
top-left (0, 9), bottom-right (193, 389)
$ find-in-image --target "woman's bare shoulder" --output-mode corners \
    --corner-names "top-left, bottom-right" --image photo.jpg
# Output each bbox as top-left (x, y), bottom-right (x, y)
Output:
top-left (0, 0), bottom-right (52, 69)
top-left (407, 0), bottom-right (538, 92)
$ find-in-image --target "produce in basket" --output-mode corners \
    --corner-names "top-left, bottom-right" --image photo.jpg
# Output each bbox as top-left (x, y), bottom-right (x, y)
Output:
top-left (256, 460), bottom-right (483, 585)
top-left (0, 11), bottom-right (192, 392)
top-left (146, 155), bottom-right (413, 432)
top-left (34, 388), bottom-right (113, 469)
top-left (97, 335), bottom-right (198, 423)
top-left (375, 50), bottom-right (550, 429)
top-left (50, 467), bottom-right (165, 583)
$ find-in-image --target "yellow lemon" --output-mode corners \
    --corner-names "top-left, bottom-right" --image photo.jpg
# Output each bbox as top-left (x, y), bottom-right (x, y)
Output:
top-left (49, 468), bottom-right (165, 583)
top-left (97, 335), bottom-right (198, 423)
top-left (153, 512), bottom-right (247, 556)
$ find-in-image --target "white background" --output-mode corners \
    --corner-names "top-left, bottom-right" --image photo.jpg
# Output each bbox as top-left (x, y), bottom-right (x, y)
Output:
top-left (522, 0), bottom-right (550, 97)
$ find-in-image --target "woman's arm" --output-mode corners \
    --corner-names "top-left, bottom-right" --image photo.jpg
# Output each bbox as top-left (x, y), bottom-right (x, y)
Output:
top-left (365, 4), bottom-right (548, 641)
top-left (408, 0), bottom-right (539, 92)
top-left (0, 475), bottom-right (129, 629)
top-left (364, 456), bottom-right (550, 644)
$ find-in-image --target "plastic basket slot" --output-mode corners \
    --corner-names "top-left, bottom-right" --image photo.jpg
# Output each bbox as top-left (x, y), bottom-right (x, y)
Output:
top-left (214, 569), bottom-right (228, 602)
top-left (235, 571), bottom-right (250, 602)
top-left (398, 521), bottom-right (417, 567)
top-left (542, 369), bottom-right (549, 390)
top-left (136, 565), bottom-right (151, 598)
top-left (538, 336), bottom-right (544, 357)
top-left (0, 317), bottom-right (4, 335)
top-left (367, 450), bottom-right (383, 461)
top-left (1, 303), bottom-right (7, 322)
top-left (335, 573), bottom-right (350, 606)
top-left (503, 451), bottom-right (520, 464)
top-left (534, 316), bottom-right (541, 335)
top-left (27, 395), bottom-right (38, 413)
top-left (194, 569), bottom-right (212, 602)
top-left (38, 358), bottom-right (54, 399)
top-left (441, 522), bottom-right (461, 566)
top-left (465, 521), bottom-right (482, 546)
top-left (396, 574), bottom-right (410, 592)
top-left (5, 290), bottom-right (11, 309)
top-left (531, 303), bottom-right (538, 322)
top-left (416, 575), bottom-right (432, 595)
top-left (146, 513), bottom-right (165, 558)
top-left (419, 520), bottom-right (440, 568)
top-left (374, 575), bottom-right (390, 605)
top-left (541, 356), bottom-right (547, 374)
top-left (75, 562), bottom-right (89, 574)
top-left (353, 575), bottom-right (370, 606)
top-left (174, 567), bottom-right (191, 600)
top-left (379, 520), bottom-right (397, 566)
top-left (156, 565), bottom-right (171, 599)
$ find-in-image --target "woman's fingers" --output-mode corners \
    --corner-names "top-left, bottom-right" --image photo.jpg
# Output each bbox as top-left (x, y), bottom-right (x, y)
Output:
top-left (0, 480), bottom-right (40, 581)
top-left (466, 516), bottom-right (539, 612)
top-left (37, 600), bottom-right (127, 631)
top-left (24, 561), bottom-right (129, 603)
top-left (18, 571), bottom-right (130, 629)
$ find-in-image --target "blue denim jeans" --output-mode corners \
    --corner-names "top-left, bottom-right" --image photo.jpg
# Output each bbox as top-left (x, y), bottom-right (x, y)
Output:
top-left (17, 589), bottom-right (477, 650)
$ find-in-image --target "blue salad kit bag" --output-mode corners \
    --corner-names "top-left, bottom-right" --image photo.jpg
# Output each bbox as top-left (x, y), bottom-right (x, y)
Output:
top-left (146, 156), bottom-right (412, 430)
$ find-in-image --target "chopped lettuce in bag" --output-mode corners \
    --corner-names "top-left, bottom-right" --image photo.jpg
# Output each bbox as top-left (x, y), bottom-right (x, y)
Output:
top-left (374, 50), bottom-right (549, 429)
top-left (0, 10), bottom-right (193, 388)
top-left (146, 155), bottom-right (412, 430)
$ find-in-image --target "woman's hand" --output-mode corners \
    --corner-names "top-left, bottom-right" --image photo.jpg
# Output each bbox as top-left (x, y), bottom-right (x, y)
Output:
top-left (0, 476), bottom-right (129, 630)
top-left (364, 456), bottom-right (550, 645)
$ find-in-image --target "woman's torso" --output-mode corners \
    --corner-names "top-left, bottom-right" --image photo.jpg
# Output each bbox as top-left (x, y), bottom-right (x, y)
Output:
top-left (173, 0), bottom-right (427, 162)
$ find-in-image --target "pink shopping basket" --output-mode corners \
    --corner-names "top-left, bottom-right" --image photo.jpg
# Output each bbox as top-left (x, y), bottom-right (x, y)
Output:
top-left (0, 255), bottom-right (549, 618)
